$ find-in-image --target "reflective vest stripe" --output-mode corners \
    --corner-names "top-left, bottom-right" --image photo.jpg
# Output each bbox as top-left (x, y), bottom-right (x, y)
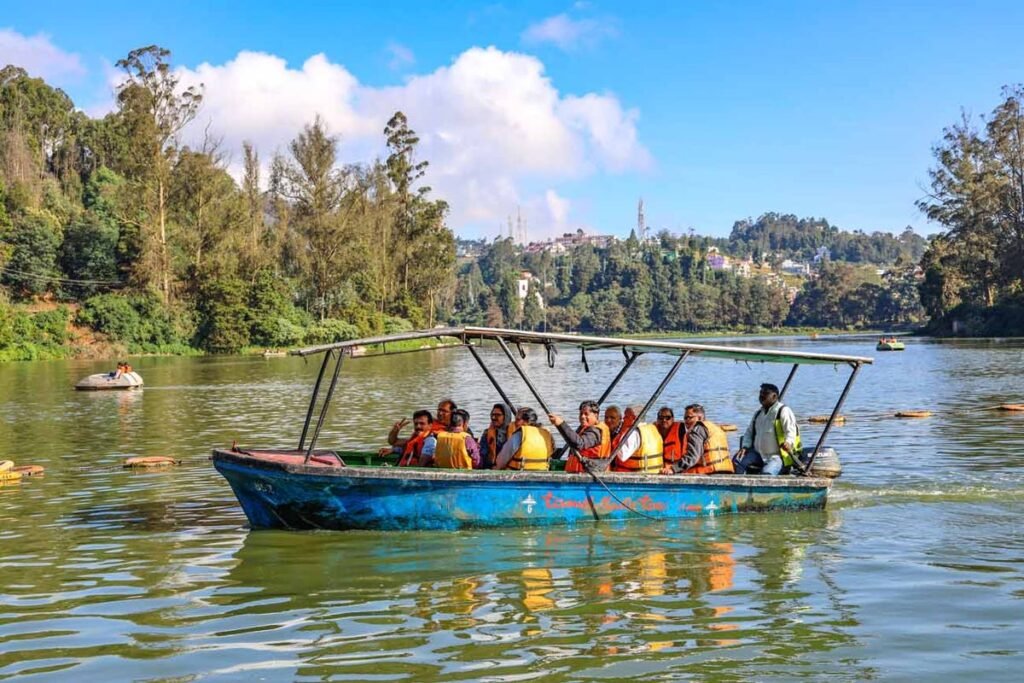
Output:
top-left (508, 426), bottom-right (553, 471)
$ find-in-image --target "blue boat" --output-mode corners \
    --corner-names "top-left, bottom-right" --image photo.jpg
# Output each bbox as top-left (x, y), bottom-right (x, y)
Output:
top-left (212, 327), bottom-right (872, 531)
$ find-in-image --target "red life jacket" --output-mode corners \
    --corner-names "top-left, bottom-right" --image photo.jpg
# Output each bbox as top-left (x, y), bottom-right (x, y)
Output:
top-left (661, 422), bottom-right (683, 464)
top-left (398, 431), bottom-right (430, 467)
top-left (566, 422), bottom-right (611, 474)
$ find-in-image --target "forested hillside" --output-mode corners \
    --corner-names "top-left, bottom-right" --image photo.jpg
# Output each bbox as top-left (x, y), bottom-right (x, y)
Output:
top-left (0, 47), bottom-right (454, 359)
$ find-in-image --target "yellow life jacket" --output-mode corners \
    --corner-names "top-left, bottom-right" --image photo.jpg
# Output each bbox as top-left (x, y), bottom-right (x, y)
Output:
top-left (612, 422), bottom-right (664, 473)
top-left (685, 420), bottom-right (733, 474)
top-left (434, 431), bottom-right (473, 469)
top-left (772, 406), bottom-right (801, 467)
top-left (508, 425), bottom-right (554, 471)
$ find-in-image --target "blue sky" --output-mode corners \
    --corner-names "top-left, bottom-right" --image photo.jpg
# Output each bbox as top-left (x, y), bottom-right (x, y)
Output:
top-left (3, 1), bottom-right (1023, 240)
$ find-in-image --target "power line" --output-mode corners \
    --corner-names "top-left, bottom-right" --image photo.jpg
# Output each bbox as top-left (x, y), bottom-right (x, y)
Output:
top-left (0, 266), bottom-right (125, 287)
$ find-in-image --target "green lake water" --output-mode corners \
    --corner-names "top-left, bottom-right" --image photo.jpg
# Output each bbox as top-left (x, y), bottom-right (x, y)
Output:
top-left (1, 336), bottom-right (1022, 681)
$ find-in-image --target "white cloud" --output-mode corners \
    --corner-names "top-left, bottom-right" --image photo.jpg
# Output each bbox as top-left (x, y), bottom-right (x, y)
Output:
top-left (0, 28), bottom-right (85, 81)
top-left (521, 13), bottom-right (617, 51)
top-left (386, 42), bottom-right (415, 71)
top-left (165, 46), bottom-right (648, 238)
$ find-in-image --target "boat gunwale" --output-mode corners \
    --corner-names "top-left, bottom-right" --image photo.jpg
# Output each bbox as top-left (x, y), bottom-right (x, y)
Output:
top-left (212, 448), bottom-right (833, 490)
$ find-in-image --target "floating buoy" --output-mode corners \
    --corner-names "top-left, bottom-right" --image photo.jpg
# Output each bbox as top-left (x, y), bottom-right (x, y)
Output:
top-left (719, 424), bottom-right (738, 432)
top-left (895, 410), bottom-right (932, 418)
top-left (123, 456), bottom-right (181, 468)
top-left (0, 460), bottom-right (13, 473)
top-left (997, 404), bottom-right (1024, 412)
top-left (0, 470), bottom-right (22, 483)
top-left (808, 415), bottom-right (846, 424)
top-left (12, 465), bottom-right (45, 476)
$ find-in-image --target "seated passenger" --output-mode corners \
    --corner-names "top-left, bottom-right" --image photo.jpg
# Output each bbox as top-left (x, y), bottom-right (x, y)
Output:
top-left (481, 403), bottom-right (514, 469)
top-left (433, 399), bottom-right (456, 433)
top-left (380, 410), bottom-right (437, 466)
top-left (610, 404), bottom-right (664, 474)
top-left (655, 406), bottom-right (684, 470)
top-left (496, 407), bottom-right (554, 470)
top-left (665, 403), bottom-right (733, 475)
top-left (454, 408), bottom-right (476, 439)
top-left (429, 411), bottom-right (481, 469)
top-left (733, 383), bottom-right (801, 476)
top-left (548, 400), bottom-right (611, 474)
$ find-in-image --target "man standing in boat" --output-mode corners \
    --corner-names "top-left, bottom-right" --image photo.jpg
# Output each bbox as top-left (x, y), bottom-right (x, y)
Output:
top-left (734, 383), bottom-right (801, 476)
top-left (549, 400), bottom-right (611, 473)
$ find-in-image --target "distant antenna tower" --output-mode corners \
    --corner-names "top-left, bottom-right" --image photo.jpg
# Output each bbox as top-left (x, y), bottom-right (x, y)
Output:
top-left (637, 198), bottom-right (646, 240)
top-left (516, 206), bottom-right (523, 245)
top-left (507, 215), bottom-right (514, 241)
top-left (522, 214), bottom-right (528, 245)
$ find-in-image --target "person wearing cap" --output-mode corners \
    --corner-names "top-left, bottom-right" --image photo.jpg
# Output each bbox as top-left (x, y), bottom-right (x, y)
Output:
top-left (733, 383), bottom-right (802, 476)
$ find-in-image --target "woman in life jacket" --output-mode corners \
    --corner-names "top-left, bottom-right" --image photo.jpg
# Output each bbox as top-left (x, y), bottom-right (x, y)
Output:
top-left (481, 403), bottom-right (514, 469)
top-left (548, 400), bottom-right (611, 474)
top-left (496, 407), bottom-right (554, 470)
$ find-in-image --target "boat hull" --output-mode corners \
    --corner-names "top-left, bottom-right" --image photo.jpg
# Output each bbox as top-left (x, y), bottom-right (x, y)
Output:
top-left (74, 371), bottom-right (144, 390)
top-left (212, 449), bottom-right (831, 531)
top-left (876, 342), bottom-right (905, 351)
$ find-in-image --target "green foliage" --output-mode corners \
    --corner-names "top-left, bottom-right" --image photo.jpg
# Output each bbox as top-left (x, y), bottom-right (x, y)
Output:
top-left (917, 85), bottom-right (1024, 334)
top-left (195, 275), bottom-right (250, 353)
top-left (305, 318), bottom-right (361, 344)
top-left (0, 208), bottom-right (62, 297)
top-left (77, 292), bottom-right (191, 351)
top-left (0, 302), bottom-right (70, 360)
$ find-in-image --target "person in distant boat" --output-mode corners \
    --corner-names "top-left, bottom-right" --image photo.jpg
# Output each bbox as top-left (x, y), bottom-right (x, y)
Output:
top-left (733, 383), bottom-right (801, 476)
top-left (655, 406), bottom-right (684, 471)
top-left (481, 403), bottom-right (513, 469)
top-left (549, 400), bottom-right (611, 473)
top-left (496, 407), bottom-right (554, 470)
top-left (610, 404), bottom-right (664, 474)
top-left (380, 409), bottom-right (437, 466)
top-left (434, 399), bottom-right (456, 432)
top-left (663, 403), bottom-right (733, 475)
top-left (427, 410), bottom-right (481, 469)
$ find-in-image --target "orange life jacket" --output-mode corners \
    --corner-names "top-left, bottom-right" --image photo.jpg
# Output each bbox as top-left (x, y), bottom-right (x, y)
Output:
top-left (611, 421), bottom-right (664, 473)
top-left (429, 421), bottom-right (446, 434)
top-left (398, 430), bottom-right (431, 467)
top-left (566, 422), bottom-right (611, 474)
top-left (661, 422), bottom-right (683, 464)
top-left (683, 420), bottom-right (733, 475)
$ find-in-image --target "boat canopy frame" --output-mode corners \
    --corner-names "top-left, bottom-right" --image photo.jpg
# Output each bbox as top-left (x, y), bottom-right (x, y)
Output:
top-left (294, 326), bottom-right (873, 475)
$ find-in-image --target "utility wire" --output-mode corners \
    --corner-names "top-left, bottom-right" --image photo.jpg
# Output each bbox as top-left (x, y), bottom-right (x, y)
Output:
top-left (0, 266), bottom-right (125, 287)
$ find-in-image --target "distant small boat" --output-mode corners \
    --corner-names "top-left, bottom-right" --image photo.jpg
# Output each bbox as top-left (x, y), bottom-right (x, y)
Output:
top-left (876, 339), bottom-right (905, 351)
top-left (75, 371), bottom-right (144, 391)
top-left (810, 332), bottom-right (819, 340)
top-left (262, 350), bottom-right (288, 358)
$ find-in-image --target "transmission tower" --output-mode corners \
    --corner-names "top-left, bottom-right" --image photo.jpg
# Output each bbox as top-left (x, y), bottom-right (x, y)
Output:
top-left (637, 198), bottom-right (646, 241)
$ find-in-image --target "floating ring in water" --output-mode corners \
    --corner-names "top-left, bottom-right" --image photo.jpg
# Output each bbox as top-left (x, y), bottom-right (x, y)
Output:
top-left (808, 415), bottom-right (845, 424)
top-left (0, 460), bottom-right (13, 473)
top-left (0, 470), bottom-right (22, 482)
top-left (12, 465), bottom-right (45, 476)
top-left (124, 456), bottom-right (181, 468)
top-left (895, 410), bottom-right (932, 418)
top-left (997, 404), bottom-right (1024, 412)
top-left (719, 424), bottom-right (738, 432)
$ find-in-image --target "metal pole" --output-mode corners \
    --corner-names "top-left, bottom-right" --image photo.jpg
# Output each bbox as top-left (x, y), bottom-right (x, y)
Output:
top-left (496, 337), bottom-right (554, 415)
top-left (596, 352), bottom-right (639, 407)
top-left (779, 364), bottom-right (799, 400)
top-left (466, 342), bottom-right (517, 415)
top-left (802, 362), bottom-right (861, 474)
top-left (298, 351), bottom-right (331, 450)
top-left (305, 350), bottom-right (345, 461)
top-left (608, 352), bottom-right (689, 461)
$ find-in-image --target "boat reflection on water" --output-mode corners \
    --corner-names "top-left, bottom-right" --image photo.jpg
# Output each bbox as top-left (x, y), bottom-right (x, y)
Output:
top-left (217, 510), bottom-right (868, 678)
